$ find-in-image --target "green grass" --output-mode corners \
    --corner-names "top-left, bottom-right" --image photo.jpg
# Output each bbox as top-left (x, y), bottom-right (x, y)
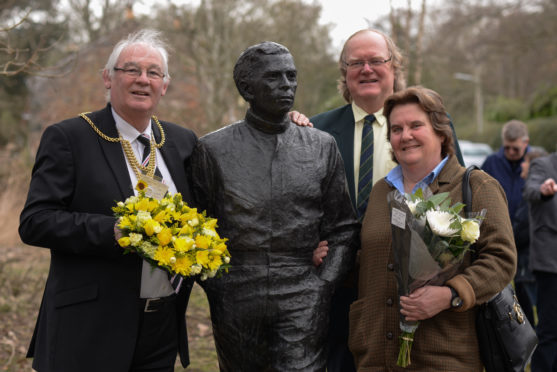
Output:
top-left (0, 244), bottom-right (219, 372)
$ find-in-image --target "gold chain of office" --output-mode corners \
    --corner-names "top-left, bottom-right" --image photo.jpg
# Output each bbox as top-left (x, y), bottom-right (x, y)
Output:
top-left (79, 112), bottom-right (166, 179)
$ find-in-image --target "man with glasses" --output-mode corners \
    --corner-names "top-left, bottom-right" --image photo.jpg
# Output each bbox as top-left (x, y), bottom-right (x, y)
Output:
top-left (19, 29), bottom-right (197, 372)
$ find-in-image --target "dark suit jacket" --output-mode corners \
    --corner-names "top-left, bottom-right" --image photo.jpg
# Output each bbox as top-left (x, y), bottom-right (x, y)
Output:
top-left (523, 152), bottom-right (557, 273)
top-left (311, 104), bottom-right (465, 211)
top-left (19, 104), bottom-right (197, 372)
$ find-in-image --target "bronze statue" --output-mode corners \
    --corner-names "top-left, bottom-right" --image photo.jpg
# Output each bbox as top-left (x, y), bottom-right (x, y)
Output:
top-left (189, 41), bottom-right (359, 371)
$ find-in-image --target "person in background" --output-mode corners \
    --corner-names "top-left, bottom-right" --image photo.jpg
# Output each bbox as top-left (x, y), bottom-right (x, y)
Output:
top-left (19, 29), bottom-right (197, 372)
top-left (292, 28), bottom-right (463, 372)
top-left (349, 86), bottom-right (516, 370)
top-left (189, 41), bottom-right (359, 371)
top-left (523, 148), bottom-right (557, 372)
top-left (481, 119), bottom-right (530, 226)
top-left (512, 148), bottom-right (547, 326)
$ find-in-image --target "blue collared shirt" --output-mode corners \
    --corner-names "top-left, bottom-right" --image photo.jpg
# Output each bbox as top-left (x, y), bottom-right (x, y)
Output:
top-left (385, 156), bottom-right (450, 195)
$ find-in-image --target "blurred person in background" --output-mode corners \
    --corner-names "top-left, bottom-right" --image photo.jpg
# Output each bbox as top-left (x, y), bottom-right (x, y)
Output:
top-left (523, 148), bottom-right (557, 372)
top-left (512, 148), bottom-right (548, 326)
top-left (482, 120), bottom-right (530, 226)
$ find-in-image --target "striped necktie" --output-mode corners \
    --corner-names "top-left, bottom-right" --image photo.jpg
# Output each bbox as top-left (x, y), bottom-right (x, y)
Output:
top-left (356, 114), bottom-right (375, 220)
top-left (136, 133), bottom-right (162, 180)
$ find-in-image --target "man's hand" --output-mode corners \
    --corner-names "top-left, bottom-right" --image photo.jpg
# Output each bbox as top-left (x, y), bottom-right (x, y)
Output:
top-left (114, 221), bottom-right (124, 244)
top-left (289, 110), bottom-right (313, 127)
top-left (540, 178), bottom-right (557, 196)
top-left (399, 285), bottom-right (452, 322)
top-left (313, 240), bottom-right (329, 266)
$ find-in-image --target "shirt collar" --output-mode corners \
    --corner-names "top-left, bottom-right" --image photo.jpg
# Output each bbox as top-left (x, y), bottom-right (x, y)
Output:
top-left (111, 107), bottom-right (152, 142)
top-left (351, 102), bottom-right (386, 127)
top-left (245, 108), bottom-right (290, 134)
top-left (385, 156), bottom-right (450, 195)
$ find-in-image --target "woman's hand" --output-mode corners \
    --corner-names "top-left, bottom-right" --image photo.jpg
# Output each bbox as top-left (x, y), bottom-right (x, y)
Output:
top-left (399, 285), bottom-right (452, 321)
top-left (312, 240), bottom-right (329, 266)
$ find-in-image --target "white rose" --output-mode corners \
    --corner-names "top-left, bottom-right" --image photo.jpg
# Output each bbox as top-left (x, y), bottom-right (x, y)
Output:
top-left (461, 219), bottom-right (480, 243)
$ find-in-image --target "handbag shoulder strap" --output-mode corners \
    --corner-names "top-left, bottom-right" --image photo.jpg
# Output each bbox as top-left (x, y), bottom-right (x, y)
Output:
top-left (462, 165), bottom-right (480, 260)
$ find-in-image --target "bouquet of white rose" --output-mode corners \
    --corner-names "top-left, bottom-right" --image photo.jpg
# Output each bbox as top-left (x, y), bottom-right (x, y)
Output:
top-left (113, 181), bottom-right (231, 282)
top-left (388, 187), bottom-right (485, 367)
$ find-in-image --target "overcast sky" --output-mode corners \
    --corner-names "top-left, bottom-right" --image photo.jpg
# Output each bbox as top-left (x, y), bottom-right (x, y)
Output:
top-left (133, 0), bottom-right (430, 52)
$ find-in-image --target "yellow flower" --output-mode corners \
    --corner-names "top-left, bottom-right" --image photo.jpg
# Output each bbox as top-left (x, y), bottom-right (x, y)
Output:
top-left (213, 242), bottom-right (227, 254)
top-left (153, 246), bottom-right (175, 266)
top-left (117, 237), bottom-right (130, 247)
top-left (174, 236), bottom-right (195, 253)
top-left (203, 219), bottom-right (217, 230)
top-left (195, 235), bottom-right (211, 250)
top-left (196, 250), bottom-right (210, 267)
top-left (135, 180), bottom-right (148, 192)
top-left (144, 219), bottom-right (162, 236)
top-left (129, 233), bottom-right (143, 246)
top-left (153, 210), bottom-right (168, 223)
top-left (172, 255), bottom-right (193, 276)
top-left (136, 210), bottom-right (151, 225)
top-left (118, 216), bottom-right (132, 229)
top-left (180, 209), bottom-right (199, 226)
top-left (139, 241), bottom-right (157, 258)
top-left (208, 253), bottom-right (223, 271)
top-left (461, 219), bottom-right (480, 243)
top-left (157, 227), bottom-right (173, 246)
top-left (179, 224), bottom-right (194, 236)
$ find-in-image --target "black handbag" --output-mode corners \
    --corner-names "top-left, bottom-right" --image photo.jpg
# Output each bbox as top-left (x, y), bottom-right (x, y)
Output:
top-left (462, 165), bottom-right (538, 372)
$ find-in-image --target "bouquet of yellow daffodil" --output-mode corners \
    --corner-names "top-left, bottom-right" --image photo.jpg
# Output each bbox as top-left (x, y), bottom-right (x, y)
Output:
top-left (388, 188), bottom-right (485, 368)
top-left (113, 183), bottom-right (230, 281)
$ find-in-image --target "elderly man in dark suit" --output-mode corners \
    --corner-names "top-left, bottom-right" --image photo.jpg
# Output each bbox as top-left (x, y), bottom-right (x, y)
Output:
top-left (523, 151), bottom-right (557, 372)
top-left (19, 29), bottom-right (197, 372)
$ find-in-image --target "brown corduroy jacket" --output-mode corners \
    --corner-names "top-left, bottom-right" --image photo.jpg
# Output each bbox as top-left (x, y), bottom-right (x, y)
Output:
top-left (348, 155), bottom-right (517, 372)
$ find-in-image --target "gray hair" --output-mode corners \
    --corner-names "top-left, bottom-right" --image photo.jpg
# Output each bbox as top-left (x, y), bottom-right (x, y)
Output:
top-left (104, 29), bottom-right (171, 83)
top-left (502, 120), bottom-right (529, 142)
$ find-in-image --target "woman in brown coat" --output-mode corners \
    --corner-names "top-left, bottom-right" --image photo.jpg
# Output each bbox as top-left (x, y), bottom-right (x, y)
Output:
top-left (348, 86), bottom-right (516, 371)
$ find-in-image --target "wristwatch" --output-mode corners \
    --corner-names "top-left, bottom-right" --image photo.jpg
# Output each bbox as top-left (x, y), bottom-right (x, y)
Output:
top-left (449, 286), bottom-right (463, 309)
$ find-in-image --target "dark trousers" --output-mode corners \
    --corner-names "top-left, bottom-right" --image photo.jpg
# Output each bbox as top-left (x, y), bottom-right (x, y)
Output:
top-left (531, 271), bottom-right (557, 372)
top-left (326, 286), bottom-right (357, 372)
top-left (130, 296), bottom-right (179, 372)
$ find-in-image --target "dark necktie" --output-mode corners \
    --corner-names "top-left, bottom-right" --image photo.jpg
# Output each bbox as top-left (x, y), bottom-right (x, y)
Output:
top-left (136, 133), bottom-right (163, 180)
top-left (356, 114), bottom-right (375, 220)
top-left (137, 133), bottom-right (181, 291)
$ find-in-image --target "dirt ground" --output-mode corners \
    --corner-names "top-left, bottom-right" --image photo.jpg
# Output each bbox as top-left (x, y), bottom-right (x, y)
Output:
top-left (0, 244), bottom-right (218, 372)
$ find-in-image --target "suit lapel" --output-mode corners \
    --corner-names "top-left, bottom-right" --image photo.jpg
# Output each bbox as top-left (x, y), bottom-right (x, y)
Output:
top-left (89, 104), bottom-right (134, 199)
top-left (330, 105), bottom-right (357, 209)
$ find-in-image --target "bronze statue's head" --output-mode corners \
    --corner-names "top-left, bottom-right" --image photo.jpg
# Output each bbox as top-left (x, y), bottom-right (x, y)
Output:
top-left (234, 42), bottom-right (297, 121)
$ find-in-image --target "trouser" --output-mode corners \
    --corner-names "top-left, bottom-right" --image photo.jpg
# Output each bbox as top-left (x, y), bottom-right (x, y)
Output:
top-left (326, 286), bottom-right (357, 372)
top-left (531, 271), bottom-right (557, 372)
top-left (130, 295), bottom-right (178, 372)
top-left (203, 264), bottom-right (333, 371)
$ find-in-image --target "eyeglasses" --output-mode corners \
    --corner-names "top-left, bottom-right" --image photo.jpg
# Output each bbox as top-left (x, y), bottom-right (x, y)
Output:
top-left (503, 145), bottom-right (521, 153)
top-left (344, 56), bottom-right (392, 70)
top-left (114, 66), bottom-right (165, 80)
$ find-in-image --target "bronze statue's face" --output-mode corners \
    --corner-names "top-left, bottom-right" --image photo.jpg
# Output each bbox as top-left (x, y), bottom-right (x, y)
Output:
top-left (247, 53), bottom-right (297, 121)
